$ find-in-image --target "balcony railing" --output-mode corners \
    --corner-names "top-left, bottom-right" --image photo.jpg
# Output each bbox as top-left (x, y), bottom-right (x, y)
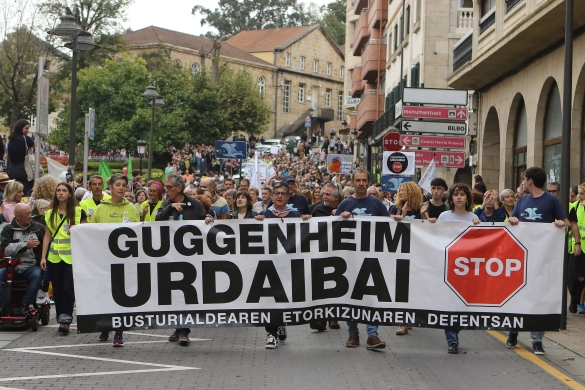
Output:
top-left (353, 0), bottom-right (367, 15)
top-left (506, 0), bottom-right (523, 13)
top-left (361, 39), bottom-right (387, 82)
top-left (457, 8), bottom-right (473, 29)
top-left (479, 8), bottom-right (496, 34)
top-left (453, 31), bottom-right (472, 72)
top-left (356, 90), bottom-right (384, 133)
top-left (350, 64), bottom-right (365, 97)
top-left (372, 107), bottom-right (395, 138)
top-left (367, 0), bottom-right (388, 30)
top-left (352, 8), bottom-right (370, 56)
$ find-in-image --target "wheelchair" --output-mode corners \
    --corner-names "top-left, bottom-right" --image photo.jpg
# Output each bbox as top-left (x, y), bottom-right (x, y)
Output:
top-left (0, 257), bottom-right (50, 331)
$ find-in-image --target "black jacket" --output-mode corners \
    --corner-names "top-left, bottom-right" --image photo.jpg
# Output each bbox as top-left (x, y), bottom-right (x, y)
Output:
top-left (311, 203), bottom-right (336, 217)
top-left (0, 218), bottom-right (45, 266)
top-left (228, 209), bottom-right (257, 219)
top-left (155, 194), bottom-right (206, 221)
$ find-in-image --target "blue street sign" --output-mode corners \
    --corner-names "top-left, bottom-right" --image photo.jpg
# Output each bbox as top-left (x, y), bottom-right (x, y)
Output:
top-left (304, 116), bottom-right (311, 128)
top-left (215, 141), bottom-right (248, 159)
top-left (89, 108), bottom-right (95, 140)
top-left (382, 175), bottom-right (413, 193)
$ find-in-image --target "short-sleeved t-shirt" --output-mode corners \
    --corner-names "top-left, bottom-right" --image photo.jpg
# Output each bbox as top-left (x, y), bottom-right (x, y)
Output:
top-left (426, 202), bottom-right (450, 219)
top-left (438, 211), bottom-right (478, 222)
top-left (211, 196), bottom-right (229, 219)
top-left (512, 192), bottom-right (566, 223)
top-left (335, 196), bottom-right (390, 217)
top-left (568, 202), bottom-right (583, 223)
top-left (388, 205), bottom-right (421, 220)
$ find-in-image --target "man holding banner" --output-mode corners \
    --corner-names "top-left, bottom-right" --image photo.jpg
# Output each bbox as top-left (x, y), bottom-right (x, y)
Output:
top-left (336, 168), bottom-right (389, 349)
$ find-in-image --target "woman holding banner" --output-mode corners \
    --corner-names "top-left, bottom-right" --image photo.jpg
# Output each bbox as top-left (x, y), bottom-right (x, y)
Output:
top-left (142, 181), bottom-right (164, 222)
top-left (40, 182), bottom-right (87, 334)
top-left (229, 191), bottom-right (257, 219)
top-left (255, 182), bottom-right (302, 349)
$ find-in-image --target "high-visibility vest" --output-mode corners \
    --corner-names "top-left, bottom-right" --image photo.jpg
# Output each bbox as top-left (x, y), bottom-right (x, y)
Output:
top-left (141, 200), bottom-right (163, 222)
top-left (569, 201), bottom-right (583, 254)
top-left (45, 207), bottom-right (82, 264)
top-left (80, 195), bottom-right (111, 223)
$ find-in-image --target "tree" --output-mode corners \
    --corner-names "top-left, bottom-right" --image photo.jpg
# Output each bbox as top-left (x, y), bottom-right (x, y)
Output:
top-left (319, 0), bottom-right (346, 46)
top-left (193, 0), bottom-right (319, 39)
top-left (217, 68), bottom-right (271, 137)
top-left (0, 0), bottom-right (50, 128)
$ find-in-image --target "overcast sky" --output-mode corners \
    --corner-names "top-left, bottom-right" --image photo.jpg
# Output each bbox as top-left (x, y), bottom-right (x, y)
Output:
top-left (125, 0), bottom-right (333, 36)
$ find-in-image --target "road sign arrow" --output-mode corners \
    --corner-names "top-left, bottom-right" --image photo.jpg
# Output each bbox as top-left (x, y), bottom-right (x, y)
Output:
top-left (403, 122), bottom-right (411, 131)
top-left (402, 136), bottom-right (410, 144)
top-left (456, 155), bottom-right (463, 164)
top-left (456, 110), bottom-right (466, 119)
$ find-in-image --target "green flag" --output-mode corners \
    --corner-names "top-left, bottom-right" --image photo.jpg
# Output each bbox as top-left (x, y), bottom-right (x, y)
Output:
top-left (98, 160), bottom-right (113, 187)
top-left (127, 157), bottom-right (133, 181)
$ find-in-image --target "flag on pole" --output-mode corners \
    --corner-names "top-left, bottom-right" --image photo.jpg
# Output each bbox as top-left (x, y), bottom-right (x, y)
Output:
top-left (127, 157), bottom-right (133, 181)
top-left (418, 158), bottom-right (436, 193)
top-left (98, 160), bottom-right (113, 187)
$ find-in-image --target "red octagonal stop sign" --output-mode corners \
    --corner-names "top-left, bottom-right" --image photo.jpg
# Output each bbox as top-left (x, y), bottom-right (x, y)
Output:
top-left (445, 227), bottom-right (527, 307)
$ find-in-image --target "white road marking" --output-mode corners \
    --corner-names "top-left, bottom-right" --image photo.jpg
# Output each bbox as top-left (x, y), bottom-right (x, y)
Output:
top-left (12, 340), bottom-right (170, 349)
top-left (0, 368), bottom-right (194, 382)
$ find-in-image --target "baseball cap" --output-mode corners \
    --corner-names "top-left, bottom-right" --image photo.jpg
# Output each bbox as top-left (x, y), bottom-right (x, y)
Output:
top-left (283, 176), bottom-right (296, 182)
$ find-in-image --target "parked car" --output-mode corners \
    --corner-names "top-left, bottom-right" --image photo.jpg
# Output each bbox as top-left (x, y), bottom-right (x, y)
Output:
top-left (262, 139), bottom-right (287, 153)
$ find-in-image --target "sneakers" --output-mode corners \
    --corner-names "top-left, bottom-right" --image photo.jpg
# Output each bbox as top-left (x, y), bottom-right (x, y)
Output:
top-left (98, 331), bottom-right (110, 341)
top-left (329, 321), bottom-right (340, 329)
top-left (505, 333), bottom-right (518, 349)
top-left (569, 302), bottom-right (578, 313)
top-left (395, 326), bottom-right (408, 335)
top-left (179, 333), bottom-right (190, 346)
top-left (309, 321), bottom-right (327, 332)
top-left (265, 333), bottom-right (278, 349)
top-left (58, 324), bottom-right (70, 334)
top-left (366, 335), bottom-right (386, 349)
top-left (20, 301), bottom-right (31, 315)
top-left (345, 334), bottom-right (359, 347)
top-left (578, 303), bottom-right (585, 314)
top-left (448, 343), bottom-right (459, 354)
top-left (277, 326), bottom-right (287, 343)
top-left (533, 342), bottom-right (545, 355)
top-left (113, 332), bottom-right (124, 347)
top-left (168, 331), bottom-right (180, 342)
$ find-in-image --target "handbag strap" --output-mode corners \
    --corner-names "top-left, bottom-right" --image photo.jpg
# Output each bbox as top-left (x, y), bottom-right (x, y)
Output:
top-left (48, 214), bottom-right (67, 249)
top-left (23, 135), bottom-right (30, 154)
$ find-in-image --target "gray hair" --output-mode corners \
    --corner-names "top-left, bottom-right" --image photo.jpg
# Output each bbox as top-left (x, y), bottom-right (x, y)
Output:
top-left (323, 183), bottom-right (342, 199)
top-left (499, 188), bottom-right (514, 201)
top-left (166, 174), bottom-right (186, 192)
top-left (343, 187), bottom-right (355, 196)
top-left (225, 189), bottom-right (238, 198)
top-left (367, 186), bottom-right (379, 195)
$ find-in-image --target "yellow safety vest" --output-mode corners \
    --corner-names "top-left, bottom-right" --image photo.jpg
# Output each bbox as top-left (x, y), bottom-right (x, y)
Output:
top-left (80, 195), bottom-right (111, 223)
top-left (45, 207), bottom-right (82, 264)
top-left (569, 201), bottom-right (583, 254)
top-left (141, 200), bottom-right (163, 222)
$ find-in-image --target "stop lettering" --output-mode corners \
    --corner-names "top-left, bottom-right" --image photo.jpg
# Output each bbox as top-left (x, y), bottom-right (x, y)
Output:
top-left (445, 227), bottom-right (527, 306)
top-left (392, 162), bottom-right (402, 172)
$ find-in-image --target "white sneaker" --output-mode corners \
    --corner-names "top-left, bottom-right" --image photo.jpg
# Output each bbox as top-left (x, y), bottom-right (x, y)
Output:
top-left (277, 326), bottom-right (287, 343)
top-left (265, 334), bottom-right (278, 349)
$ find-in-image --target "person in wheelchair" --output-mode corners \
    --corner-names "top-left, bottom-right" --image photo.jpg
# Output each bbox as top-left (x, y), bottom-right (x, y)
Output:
top-left (0, 203), bottom-right (45, 314)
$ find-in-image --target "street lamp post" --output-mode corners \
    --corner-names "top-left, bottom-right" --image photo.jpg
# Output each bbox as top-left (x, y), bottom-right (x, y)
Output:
top-left (137, 139), bottom-right (147, 175)
top-left (48, 8), bottom-right (98, 175)
top-left (141, 83), bottom-right (165, 181)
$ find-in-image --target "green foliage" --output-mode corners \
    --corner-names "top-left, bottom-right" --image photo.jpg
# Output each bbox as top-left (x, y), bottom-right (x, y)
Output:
top-left (50, 54), bottom-right (270, 152)
top-left (319, 0), bottom-right (346, 46)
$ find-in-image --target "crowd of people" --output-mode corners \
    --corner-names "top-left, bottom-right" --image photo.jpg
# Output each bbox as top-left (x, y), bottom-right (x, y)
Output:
top-left (0, 121), bottom-right (576, 356)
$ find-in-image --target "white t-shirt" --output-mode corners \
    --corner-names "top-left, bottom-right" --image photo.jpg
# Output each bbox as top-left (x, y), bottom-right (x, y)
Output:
top-left (438, 210), bottom-right (478, 222)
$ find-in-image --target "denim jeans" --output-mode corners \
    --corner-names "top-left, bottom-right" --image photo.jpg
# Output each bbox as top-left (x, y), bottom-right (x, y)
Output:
top-left (347, 321), bottom-right (378, 337)
top-left (508, 331), bottom-right (544, 343)
top-left (445, 329), bottom-right (460, 345)
top-left (0, 265), bottom-right (42, 305)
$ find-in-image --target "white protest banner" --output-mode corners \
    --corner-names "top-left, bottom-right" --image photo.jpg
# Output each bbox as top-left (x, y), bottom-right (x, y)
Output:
top-left (418, 158), bottom-right (436, 192)
top-left (72, 218), bottom-right (564, 333)
top-left (326, 154), bottom-right (354, 174)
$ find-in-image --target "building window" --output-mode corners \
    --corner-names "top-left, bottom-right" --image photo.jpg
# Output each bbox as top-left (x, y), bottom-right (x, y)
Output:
top-left (283, 81), bottom-right (291, 113)
top-left (394, 24), bottom-right (398, 49)
top-left (513, 99), bottom-right (528, 189)
top-left (337, 91), bottom-right (343, 121)
top-left (298, 83), bottom-right (305, 102)
top-left (543, 83), bottom-right (562, 185)
top-left (258, 76), bottom-right (266, 98)
top-left (286, 53), bottom-right (291, 66)
top-left (406, 6), bottom-right (411, 34)
top-left (327, 62), bottom-right (332, 75)
top-left (340, 66), bottom-right (344, 78)
top-left (325, 89), bottom-right (332, 107)
top-left (191, 62), bottom-right (200, 73)
top-left (481, 0), bottom-right (496, 16)
top-left (300, 56), bottom-right (305, 69)
top-left (173, 58), bottom-right (182, 68)
top-left (314, 60), bottom-right (319, 73)
top-left (411, 63), bottom-right (420, 87)
top-left (400, 14), bottom-right (404, 41)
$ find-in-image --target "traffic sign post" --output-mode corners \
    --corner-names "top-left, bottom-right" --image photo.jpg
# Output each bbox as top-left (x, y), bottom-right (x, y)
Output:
top-left (403, 87), bottom-right (468, 106)
top-left (400, 106), bottom-right (467, 121)
top-left (400, 135), bottom-right (466, 149)
top-left (401, 121), bottom-right (467, 135)
top-left (412, 150), bottom-right (465, 167)
top-left (383, 132), bottom-right (401, 151)
top-left (445, 227), bottom-right (527, 306)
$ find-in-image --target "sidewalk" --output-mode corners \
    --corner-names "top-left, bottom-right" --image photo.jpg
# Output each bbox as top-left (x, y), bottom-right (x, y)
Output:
top-left (546, 312), bottom-right (585, 357)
